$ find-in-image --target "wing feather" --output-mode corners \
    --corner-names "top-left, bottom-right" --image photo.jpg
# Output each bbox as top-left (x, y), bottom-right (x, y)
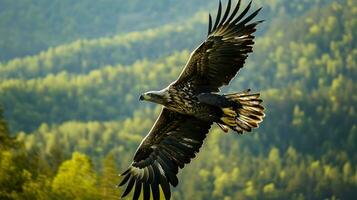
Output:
top-left (218, 0), bottom-right (231, 27)
top-left (208, 14), bottom-right (213, 35)
top-left (175, 0), bottom-right (263, 92)
top-left (212, 0), bottom-right (222, 31)
top-left (143, 182), bottom-right (151, 200)
top-left (132, 181), bottom-right (142, 200)
top-left (160, 173), bottom-right (171, 200)
top-left (118, 173), bottom-right (131, 186)
top-left (121, 176), bottom-right (135, 198)
top-left (118, 108), bottom-right (212, 199)
top-left (232, 0), bottom-right (252, 25)
top-left (226, 0), bottom-right (241, 25)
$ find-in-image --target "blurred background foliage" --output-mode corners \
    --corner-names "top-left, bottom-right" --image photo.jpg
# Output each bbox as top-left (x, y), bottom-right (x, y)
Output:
top-left (0, 0), bottom-right (356, 199)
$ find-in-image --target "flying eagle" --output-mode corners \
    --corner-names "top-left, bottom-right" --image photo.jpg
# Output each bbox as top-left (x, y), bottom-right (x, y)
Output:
top-left (118, 0), bottom-right (265, 199)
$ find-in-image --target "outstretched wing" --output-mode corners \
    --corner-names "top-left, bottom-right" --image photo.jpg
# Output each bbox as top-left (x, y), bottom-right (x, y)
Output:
top-left (174, 0), bottom-right (263, 92)
top-left (118, 108), bottom-right (212, 200)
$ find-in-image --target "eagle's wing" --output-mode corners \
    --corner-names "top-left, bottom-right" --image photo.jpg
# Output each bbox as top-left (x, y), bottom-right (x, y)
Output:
top-left (174, 0), bottom-right (263, 92)
top-left (118, 108), bottom-right (212, 200)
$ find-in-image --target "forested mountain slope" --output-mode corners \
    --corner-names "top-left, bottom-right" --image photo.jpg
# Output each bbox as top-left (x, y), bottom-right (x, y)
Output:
top-left (0, 0), bottom-right (356, 199)
top-left (0, 13), bottom-right (207, 80)
top-left (0, 0), bottom-right (214, 61)
top-left (0, 0), bottom-right (331, 61)
top-left (0, 0), bottom-right (354, 134)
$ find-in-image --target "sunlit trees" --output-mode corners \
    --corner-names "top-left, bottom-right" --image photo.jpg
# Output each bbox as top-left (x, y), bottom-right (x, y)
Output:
top-left (0, 0), bottom-right (214, 61)
top-left (0, 107), bottom-right (13, 150)
top-left (0, 108), bottom-right (36, 200)
top-left (0, 0), bottom-right (356, 199)
top-left (52, 152), bottom-right (100, 200)
top-left (100, 153), bottom-right (120, 200)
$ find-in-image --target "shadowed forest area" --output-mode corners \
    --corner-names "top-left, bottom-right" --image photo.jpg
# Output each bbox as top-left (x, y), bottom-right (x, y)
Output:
top-left (0, 0), bottom-right (356, 199)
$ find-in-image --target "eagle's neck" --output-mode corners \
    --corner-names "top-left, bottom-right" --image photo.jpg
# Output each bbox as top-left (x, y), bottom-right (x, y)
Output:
top-left (151, 88), bottom-right (170, 101)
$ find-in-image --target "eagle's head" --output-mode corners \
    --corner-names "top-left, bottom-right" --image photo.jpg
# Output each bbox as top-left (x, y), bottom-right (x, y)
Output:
top-left (139, 88), bottom-right (170, 105)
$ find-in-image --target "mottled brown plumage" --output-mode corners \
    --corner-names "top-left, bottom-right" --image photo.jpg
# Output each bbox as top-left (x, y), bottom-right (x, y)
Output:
top-left (119, 1), bottom-right (265, 199)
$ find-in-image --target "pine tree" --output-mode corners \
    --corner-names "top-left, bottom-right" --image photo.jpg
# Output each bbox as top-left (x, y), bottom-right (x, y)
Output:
top-left (100, 152), bottom-right (120, 200)
top-left (52, 152), bottom-right (100, 200)
top-left (0, 107), bottom-right (14, 150)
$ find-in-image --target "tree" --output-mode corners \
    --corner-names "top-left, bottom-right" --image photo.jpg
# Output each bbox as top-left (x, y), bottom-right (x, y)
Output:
top-left (100, 152), bottom-right (120, 200)
top-left (52, 152), bottom-right (100, 200)
top-left (0, 107), bottom-right (14, 150)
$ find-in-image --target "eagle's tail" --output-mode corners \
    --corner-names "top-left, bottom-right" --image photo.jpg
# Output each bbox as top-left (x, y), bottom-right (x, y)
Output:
top-left (219, 89), bottom-right (265, 134)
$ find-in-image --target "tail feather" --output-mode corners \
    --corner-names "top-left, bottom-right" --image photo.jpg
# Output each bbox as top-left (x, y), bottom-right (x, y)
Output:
top-left (220, 89), bottom-right (265, 134)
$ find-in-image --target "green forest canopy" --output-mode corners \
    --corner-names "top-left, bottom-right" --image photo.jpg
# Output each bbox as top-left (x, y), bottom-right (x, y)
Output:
top-left (0, 0), bottom-right (356, 199)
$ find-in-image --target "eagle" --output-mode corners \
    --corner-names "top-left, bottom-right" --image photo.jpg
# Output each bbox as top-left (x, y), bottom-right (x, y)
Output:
top-left (118, 0), bottom-right (265, 199)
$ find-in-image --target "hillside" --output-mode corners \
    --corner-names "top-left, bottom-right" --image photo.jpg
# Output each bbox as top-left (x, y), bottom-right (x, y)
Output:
top-left (0, 0), bottom-right (332, 61)
top-left (0, 0), bottom-right (214, 61)
top-left (0, 0), bottom-right (356, 199)
top-left (0, 13), bottom-right (207, 80)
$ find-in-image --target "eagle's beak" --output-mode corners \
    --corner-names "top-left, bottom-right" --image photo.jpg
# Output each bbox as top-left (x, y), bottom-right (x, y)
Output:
top-left (139, 93), bottom-right (151, 101)
top-left (139, 94), bottom-right (145, 101)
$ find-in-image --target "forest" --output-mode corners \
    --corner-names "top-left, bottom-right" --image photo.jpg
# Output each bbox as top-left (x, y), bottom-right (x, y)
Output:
top-left (0, 0), bottom-right (356, 199)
